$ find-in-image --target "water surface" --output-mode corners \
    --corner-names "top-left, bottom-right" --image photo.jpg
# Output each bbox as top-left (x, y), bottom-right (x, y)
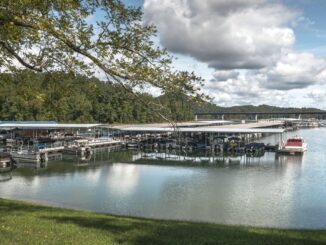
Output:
top-left (1, 128), bottom-right (326, 229)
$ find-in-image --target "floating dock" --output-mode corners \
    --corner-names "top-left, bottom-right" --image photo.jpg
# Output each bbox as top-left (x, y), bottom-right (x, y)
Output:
top-left (86, 139), bottom-right (123, 148)
top-left (0, 119), bottom-right (308, 163)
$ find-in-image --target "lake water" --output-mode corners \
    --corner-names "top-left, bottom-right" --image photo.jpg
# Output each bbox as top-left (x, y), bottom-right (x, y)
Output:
top-left (1, 128), bottom-right (326, 229)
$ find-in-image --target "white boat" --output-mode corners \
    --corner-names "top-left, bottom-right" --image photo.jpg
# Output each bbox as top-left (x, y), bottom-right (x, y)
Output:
top-left (11, 150), bottom-right (42, 163)
top-left (64, 140), bottom-right (92, 156)
top-left (279, 136), bottom-right (307, 154)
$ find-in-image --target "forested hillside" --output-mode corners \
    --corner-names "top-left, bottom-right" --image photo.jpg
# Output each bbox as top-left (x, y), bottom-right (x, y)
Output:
top-left (0, 70), bottom-right (194, 123)
top-left (193, 103), bottom-right (324, 114)
top-left (0, 70), bottom-right (323, 123)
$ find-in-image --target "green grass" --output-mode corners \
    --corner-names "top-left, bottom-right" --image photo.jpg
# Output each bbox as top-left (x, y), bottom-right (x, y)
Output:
top-left (0, 198), bottom-right (326, 245)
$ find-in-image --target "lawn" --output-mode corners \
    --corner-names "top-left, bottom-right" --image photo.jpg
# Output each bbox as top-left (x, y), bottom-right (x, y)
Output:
top-left (0, 198), bottom-right (325, 244)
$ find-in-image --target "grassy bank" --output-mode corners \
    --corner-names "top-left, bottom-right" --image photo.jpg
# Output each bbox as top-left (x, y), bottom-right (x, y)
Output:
top-left (0, 198), bottom-right (326, 245)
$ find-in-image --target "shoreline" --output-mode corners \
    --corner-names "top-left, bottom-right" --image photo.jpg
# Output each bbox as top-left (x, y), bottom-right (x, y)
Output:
top-left (1, 198), bottom-right (326, 244)
top-left (2, 196), bottom-right (325, 231)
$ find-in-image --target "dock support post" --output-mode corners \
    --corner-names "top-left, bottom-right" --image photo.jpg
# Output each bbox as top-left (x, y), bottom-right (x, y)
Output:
top-left (222, 114), bottom-right (224, 121)
top-left (210, 133), bottom-right (214, 154)
top-left (255, 114), bottom-right (258, 121)
top-left (195, 114), bottom-right (198, 121)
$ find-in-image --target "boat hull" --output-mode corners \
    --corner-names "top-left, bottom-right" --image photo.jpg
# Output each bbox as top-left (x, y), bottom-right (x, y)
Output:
top-left (278, 143), bottom-right (307, 155)
top-left (11, 152), bottom-right (41, 163)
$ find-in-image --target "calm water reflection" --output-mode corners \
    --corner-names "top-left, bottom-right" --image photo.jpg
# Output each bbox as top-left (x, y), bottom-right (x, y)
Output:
top-left (1, 128), bottom-right (326, 229)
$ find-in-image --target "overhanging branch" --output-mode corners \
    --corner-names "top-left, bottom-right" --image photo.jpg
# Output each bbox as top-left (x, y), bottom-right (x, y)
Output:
top-left (0, 40), bottom-right (43, 72)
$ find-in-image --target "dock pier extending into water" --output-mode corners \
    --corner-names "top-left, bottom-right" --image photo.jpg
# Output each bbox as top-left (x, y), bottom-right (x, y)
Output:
top-left (0, 117), bottom-right (319, 164)
top-left (0, 122), bottom-right (125, 164)
top-left (112, 120), bottom-right (285, 153)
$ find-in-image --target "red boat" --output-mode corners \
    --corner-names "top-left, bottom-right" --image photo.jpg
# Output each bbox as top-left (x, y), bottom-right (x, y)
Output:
top-left (279, 136), bottom-right (307, 154)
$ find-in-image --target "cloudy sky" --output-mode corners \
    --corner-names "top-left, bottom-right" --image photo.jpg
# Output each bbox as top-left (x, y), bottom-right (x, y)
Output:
top-left (131, 0), bottom-right (326, 108)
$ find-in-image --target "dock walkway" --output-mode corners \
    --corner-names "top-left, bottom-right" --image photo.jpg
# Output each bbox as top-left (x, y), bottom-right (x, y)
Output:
top-left (87, 139), bottom-right (123, 148)
top-left (38, 146), bottom-right (65, 153)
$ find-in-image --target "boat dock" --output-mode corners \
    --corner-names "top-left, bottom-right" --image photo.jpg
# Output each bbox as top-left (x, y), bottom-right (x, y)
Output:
top-left (87, 139), bottom-right (123, 148)
top-left (9, 139), bottom-right (124, 164)
top-left (38, 146), bottom-right (65, 154)
top-left (109, 120), bottom-right (285, 154)
top-left (0, 122), bottom-right (125, 163)
top-left (0, 118), bottom-right (315, 165)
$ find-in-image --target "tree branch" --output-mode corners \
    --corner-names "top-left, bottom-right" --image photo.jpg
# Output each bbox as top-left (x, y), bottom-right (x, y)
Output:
top-left (1, 17), bottom-right (169, 90)
top-left (0, 40), bottom-right (43, 72)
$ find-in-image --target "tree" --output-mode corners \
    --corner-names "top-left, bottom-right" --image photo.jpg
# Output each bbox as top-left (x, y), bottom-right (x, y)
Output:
top-left (0, 0), bottom-right (204, 121)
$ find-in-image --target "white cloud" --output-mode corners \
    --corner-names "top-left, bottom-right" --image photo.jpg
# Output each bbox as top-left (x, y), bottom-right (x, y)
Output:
top-left (263, 52), bottom-right (326, 90)
top-left (205, 73), bottom-right (285, 106)
top-left (144, 0), bottom-right (297, 70)
top-left (144, 0), bottom-right (326, 108)
top-left (205, 55), bottom-right (326, 107)
top-left (306, 89), bottom-right (326, 103)
top-left (212, 70), bottom-right (239, 81)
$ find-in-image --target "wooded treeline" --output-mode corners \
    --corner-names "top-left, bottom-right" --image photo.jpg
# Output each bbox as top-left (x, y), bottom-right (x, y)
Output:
top-left (0, 70), bottom-right (194, 123)
top-left (0, 70), bottom-right (323, 123)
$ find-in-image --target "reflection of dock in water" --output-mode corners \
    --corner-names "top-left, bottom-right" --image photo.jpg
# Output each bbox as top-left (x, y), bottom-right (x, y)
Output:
top-left (132, 150), bottom-right (281, 167)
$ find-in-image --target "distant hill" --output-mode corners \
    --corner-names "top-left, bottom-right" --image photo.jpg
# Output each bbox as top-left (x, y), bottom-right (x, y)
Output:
top-left (193, 102), bottom-right (325, 114)
top-left (191, 101), bottom-right (326, 120)
top-left (1, 70), bottom-right (324, 123)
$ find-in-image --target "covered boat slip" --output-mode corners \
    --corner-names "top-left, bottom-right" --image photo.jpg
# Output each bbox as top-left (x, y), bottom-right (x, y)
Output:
top-left (117, 126), bottom-right (284, 134)
top-left (0, 120), bottom-right (285, 142)
top-left (0, 122), bottom-right (101, 129)
top-left (116, 122), bottom-right (285, 153)
top-left (0, 120), bottom-right (284, 131)
top-left (110, 120), bottom-right (232, 129)
top-left (0, 121), bottom-right (286, 160)
top-left (112, 119), bottom-right (284, 132)
top-left (0, 122), bottom-right (116, 142)
top-left (0, 122), bottom-right (103, 142)
top-left (0, 122), bottom-right (123, 164)
top-left (0, 121), bottom-right (286, 138)
top-left (116, 120), bottom-right (285, 134)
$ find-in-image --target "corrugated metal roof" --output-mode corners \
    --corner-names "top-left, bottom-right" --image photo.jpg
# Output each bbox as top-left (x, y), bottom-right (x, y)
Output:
top-left (0, 123), bottom-right (101, 129)
top-left (215, 121), bottom-right (284, 129)
top-left (0, 121), bottom-right (57, 124)
top-left (119, 127), bottom-right (284, 134)
top-left (111, 120), bottom-right (232, 129)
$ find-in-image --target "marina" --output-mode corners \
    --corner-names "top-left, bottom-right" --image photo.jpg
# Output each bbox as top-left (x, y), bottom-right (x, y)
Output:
top-left (0, 127), bottom-right (325, 229)
top-left (0, 117), bottom-right (320, 165)
top-left (0, 116), bottom-right (323, 232)
top-left (2, 1), bottom-right (326, 242)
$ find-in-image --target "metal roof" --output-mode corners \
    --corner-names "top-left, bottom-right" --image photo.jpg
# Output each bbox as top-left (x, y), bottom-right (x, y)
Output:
top-left (0, 123), bottom-right (101, 129)
top-left (111, 120), bottom-right (232, 129)
top-left (0, 121), bottom-right (57, 124)
top-left (119, 126), bottom-right (284, 134)
top-left (216, 121), bottom-right (284, 129)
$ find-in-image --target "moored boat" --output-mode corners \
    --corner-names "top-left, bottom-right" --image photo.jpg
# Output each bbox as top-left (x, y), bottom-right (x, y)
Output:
top-left (63, 139), bottom-right (92, 157)
top-left (279, 136), bottom-right (307, 154)
top-left (11, 150), bottom-right (42, 163)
